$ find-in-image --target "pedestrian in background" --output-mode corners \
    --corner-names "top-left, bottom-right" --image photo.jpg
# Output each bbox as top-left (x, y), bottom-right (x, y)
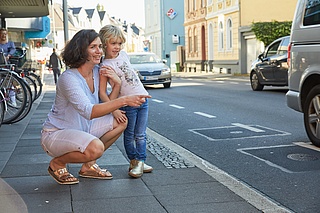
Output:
top-left (49, 48), bottom-right (62, 84)
top-left (0, 28), bottom-right (16, 63)
top-left (0, 28), bottom-right (17, 107)
top-left (41, 29), bottom-right (151, 185)
top-left (99, 25), bottom-right (153, 178)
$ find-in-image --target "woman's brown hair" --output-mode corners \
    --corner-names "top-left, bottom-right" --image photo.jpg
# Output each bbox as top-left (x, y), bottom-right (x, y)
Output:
top-left (61, 29), bottom-right (99, 68)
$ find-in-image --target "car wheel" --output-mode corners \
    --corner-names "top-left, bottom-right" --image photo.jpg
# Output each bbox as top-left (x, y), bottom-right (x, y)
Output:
top-left (250, 72), bottom-right (264, 91)
top-left (163, 82), bottom-right (171, 88)
top-left (304, 85), bottom-right (320, 147)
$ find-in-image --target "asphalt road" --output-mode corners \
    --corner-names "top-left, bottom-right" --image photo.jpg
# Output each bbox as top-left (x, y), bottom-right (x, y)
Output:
top-left (145, 76), bottom-right (320, 213)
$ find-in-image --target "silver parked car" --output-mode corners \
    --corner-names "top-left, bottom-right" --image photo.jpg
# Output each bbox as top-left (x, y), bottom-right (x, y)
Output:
top-left (286, 0), bottom-right (320, 147)
top-left (128, 52), bottom-right (171, 88)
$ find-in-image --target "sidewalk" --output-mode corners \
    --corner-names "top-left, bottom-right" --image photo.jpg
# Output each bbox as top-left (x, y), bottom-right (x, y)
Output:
top-left (0, 71), bottom-right (290, 213)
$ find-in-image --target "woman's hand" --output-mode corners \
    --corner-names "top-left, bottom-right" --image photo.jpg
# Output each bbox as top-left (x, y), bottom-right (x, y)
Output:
top-left (123, 95), bottom-right (152, 107)
top-left (112, 109), bottom-right (127, 123)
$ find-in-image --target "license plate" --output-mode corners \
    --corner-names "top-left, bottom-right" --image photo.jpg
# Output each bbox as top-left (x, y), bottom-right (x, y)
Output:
top-left (144, 76), bottom-right (158, 80)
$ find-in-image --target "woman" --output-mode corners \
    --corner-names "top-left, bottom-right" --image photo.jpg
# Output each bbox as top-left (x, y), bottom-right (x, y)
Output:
top-left (41, 29), bottom-right (151, 185)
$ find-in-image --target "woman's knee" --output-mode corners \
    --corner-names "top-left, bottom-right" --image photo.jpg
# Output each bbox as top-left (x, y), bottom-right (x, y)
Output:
top-left (114, 119), bottom-right (127, 131)
top-left (84, 139), bottom-right (104, 160)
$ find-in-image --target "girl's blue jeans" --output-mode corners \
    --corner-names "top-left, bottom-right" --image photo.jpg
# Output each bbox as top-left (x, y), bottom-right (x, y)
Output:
top-left (121, 99), bottom-right (148, 161)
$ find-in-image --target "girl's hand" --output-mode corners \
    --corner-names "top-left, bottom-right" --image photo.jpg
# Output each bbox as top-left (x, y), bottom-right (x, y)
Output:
top-left (100, 65), bottom-right (121, 86)
top-left (112, 109), bottom-right (127, 123)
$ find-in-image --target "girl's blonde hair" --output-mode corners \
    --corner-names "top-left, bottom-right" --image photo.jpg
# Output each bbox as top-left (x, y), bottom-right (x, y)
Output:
top-left (99, 25), bottom-right (126, 55)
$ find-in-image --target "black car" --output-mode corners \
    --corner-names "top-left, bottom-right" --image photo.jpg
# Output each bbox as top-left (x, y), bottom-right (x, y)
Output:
top-left (250, 35), bottom-right (290, 91)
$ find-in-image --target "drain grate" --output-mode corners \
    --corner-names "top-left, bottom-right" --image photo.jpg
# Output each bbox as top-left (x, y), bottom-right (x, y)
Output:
top-left (287, 153), bottom-right (318, 162)
top-left (146, 135), bottom-right (195, 168)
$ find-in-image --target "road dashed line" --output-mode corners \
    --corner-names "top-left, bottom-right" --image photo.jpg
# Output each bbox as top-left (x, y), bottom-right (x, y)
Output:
top-left (152, 99), bottom-right (164, 103)
top-left (170, 104), bottom-right (185, 109)
top-left (152, 99), bottom-right (216, 118)
top-left (194, 111), bottom-right (216, 118)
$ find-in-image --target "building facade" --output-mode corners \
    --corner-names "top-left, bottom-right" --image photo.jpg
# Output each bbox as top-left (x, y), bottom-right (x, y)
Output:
top-left (206, 0), bottom-right (239, 74)
top-left (145, 0), bottom-right (185, 70)
top-left (239, 0), bottom-right (297, 74)
top-left (184, 0), bottom-right (297, 74)
top-left (184, 0), bottom-right (208, 73)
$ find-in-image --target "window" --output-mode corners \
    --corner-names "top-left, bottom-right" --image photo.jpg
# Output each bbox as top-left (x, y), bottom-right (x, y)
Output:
top-left (278, 37), bottom-right (290, 55)
top-left (201, 0), bottom-right (205, 7)
top-left (218, 21), bottom-right (224, 51)
top-left (304, 0), bottom-right (320, 26)
top-left (194, 27), bottom-right (198, 52)
top-left (266, 41), bottom-right (281, 58)
top-left (226, 18), bottom-right (233, 50)
top-left (188, 29), bottom-right (193, 53)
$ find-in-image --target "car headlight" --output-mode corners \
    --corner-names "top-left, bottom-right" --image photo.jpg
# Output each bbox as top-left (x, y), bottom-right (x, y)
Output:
top-left (133, 68), bottom-right (140, 76)
top-left (162, 68), bottom-right (170, 74)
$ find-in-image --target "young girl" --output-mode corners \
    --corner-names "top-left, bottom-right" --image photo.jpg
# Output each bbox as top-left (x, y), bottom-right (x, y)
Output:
top-left (99, 25), bottom-right (153, 178)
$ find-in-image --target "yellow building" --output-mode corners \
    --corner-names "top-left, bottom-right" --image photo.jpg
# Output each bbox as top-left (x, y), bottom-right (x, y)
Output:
top-left (184, 0), bottom-right (297, 74)
top-left (206, 0), bottom-right (239, 74)
top-left (239, 0), bottom-right (297, 74)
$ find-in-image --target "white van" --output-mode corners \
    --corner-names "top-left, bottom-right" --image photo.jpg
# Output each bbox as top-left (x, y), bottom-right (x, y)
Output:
top-left (286, 0), bottom-right (320, 147)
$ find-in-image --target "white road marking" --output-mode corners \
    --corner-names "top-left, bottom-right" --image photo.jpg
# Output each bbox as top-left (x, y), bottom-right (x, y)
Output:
top-left (194, 112), bottom-right (216, 118)
top-left (147, 128), bottom-right (291, 213)
top-left (232, 123), bottom-right (265, 132)
top-left (230, 82), bottom-right (239, 84)
top-left (152, 99), bottom-right (164, 103)
top-left (170, 104), bottom-right (185, 109)
top-left (237, 144), bottom-right (296, 173)
top-left (189, 124), bottom-right (290, 141)
top-left (294, 142), bottom-right (320, 151)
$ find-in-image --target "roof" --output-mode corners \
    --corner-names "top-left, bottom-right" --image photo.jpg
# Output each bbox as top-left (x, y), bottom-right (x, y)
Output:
top-left (0, 0), bottom-right (49, 18)
top-left (85, 9), bottom-right (95, 19)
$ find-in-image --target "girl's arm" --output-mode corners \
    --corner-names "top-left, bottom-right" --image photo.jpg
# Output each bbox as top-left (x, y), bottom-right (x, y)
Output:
top-left (99, 65), bottom-right (121, 101)
top-left (99, 72), bottom-right (110, 102)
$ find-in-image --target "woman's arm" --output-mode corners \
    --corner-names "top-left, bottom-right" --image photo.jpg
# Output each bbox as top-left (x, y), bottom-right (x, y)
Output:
top-left (91, 95), bottom-right (151, 119)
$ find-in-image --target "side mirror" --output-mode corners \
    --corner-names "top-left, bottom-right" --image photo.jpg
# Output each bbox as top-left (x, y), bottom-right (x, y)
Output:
top-left (258, 53), bottom-right (264, 61)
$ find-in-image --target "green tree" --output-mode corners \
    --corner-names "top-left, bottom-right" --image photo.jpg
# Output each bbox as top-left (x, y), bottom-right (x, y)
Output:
top-left (251, 20), bottom-right (292, 46)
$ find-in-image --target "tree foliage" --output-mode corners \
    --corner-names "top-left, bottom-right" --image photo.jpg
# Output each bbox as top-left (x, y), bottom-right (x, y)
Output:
top-left (251, 20), bottom-right (292, 47)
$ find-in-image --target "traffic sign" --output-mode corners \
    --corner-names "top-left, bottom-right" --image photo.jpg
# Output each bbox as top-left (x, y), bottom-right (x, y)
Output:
top-left (167, 8), bottom-right (177, 19)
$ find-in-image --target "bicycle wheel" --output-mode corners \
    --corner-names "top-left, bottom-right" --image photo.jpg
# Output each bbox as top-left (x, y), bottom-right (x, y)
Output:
top-left (23, 75), bottom-right (37, 102)
top-left (0, 70), bottom-right (27, 124)
top-left (10, 77), bottom-right (33, 124)
top-left (29, 72), bottom-right (42, 100)
top-left (0, 90), bottom-right (6, 127)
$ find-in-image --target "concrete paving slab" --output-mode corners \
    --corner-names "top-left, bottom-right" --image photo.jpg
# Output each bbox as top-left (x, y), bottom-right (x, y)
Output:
top-left (71, 178), bottom-right (152, 201)
top-left (142, 167), bottom-right (215, 186)
top-left (73, 196), bottom-right (167, 213)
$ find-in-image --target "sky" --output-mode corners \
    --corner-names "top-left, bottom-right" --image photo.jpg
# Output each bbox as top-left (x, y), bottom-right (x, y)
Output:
top-left (58, 0), bottom-right (145, 28)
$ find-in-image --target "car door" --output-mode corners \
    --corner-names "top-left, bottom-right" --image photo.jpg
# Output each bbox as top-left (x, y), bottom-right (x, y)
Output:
top-left (256, 40), bottom-right (281, 82)
top-left (273, 37), bottom-right (289, 83)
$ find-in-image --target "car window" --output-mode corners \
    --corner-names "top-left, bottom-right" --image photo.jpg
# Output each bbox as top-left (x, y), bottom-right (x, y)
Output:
top-left (129, 54), bottom-right (160, 64)
top-left (278, 37), bottom-right (290, 55)
top-left (303, 0), bottom-right (320, 26)
top-left (266, 41), bottom-right (281, 58)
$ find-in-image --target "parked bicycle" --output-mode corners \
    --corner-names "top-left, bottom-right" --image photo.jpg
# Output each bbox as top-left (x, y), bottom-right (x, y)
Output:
top-left (0, 47), bottom-right (42, 125)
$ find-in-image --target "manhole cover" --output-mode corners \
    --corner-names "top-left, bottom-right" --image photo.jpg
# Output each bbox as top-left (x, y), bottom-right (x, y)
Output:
top-left (287, 153), bottom-right (318, 161)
